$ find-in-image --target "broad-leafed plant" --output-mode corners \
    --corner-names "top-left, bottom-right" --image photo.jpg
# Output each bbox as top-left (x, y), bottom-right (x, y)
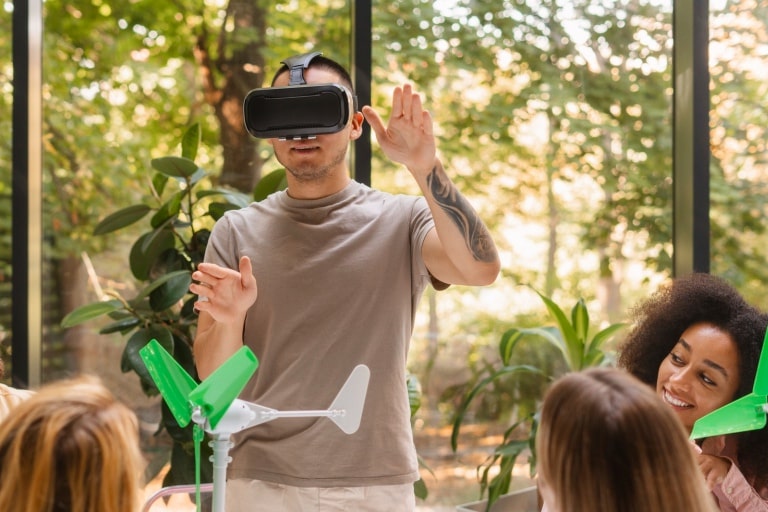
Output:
top-left (61, 123), bottom-right (286, 491)
top-left (451, 289), bottom-right (626, 511)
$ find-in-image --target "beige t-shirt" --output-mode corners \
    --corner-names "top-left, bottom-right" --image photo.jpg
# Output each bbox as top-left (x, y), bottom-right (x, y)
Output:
top-left (0, 383), bottom-right (34, 421)
top-left (204, 181), bottom-right (435, 487)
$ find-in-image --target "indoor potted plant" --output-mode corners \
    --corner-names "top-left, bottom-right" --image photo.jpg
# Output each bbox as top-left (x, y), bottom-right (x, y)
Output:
top-left (60, 123), bottom-right (286, 492)
top-left (451, 289), bottom-right (626, 511)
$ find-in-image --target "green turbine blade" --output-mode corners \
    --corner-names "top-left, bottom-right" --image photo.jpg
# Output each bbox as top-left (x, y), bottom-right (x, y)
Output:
top-left (753, 328), bottom-right (768, 396)
top-left (139, 339), bottom-right (197, 427)
top-left (188, 345), bottom-right (259, 430)
top-left (690, 392), bottom-right (767, 440)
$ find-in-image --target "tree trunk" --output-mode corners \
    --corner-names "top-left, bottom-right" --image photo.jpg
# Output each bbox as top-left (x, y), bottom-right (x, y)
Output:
top-left (545, 113), bottom-right (559, 297)
top-left (196, 0), bottom-right (269, 194)
top-left (53, 255), bottom-right (90, 376)
top-left (597, 254), bottom-right (623, 324)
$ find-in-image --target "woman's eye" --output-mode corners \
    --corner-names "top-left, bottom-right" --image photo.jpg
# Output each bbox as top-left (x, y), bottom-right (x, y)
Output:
top-left (670, 353), bottom-right (683, 365)
top-left (701, 374), bottom-right (715, 386)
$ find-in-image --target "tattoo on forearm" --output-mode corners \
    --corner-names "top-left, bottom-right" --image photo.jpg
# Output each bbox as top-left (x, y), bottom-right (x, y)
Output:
top-left (427, 163), bottom-right (497, 263)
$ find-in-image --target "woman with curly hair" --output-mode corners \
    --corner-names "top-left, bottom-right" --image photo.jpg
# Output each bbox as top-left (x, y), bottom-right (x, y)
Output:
top-left (538, 367), bottom-right (718, 512)
top-left (618, 272), bottom-right (768, 511)
top-left (0, 375), bottom-right (144, 512)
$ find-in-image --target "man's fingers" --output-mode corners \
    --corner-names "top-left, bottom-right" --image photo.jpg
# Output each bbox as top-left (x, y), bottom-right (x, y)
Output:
top-left (391, 86), bottom-right (403, 118)
top-left (238, 255), bottom-right (252, 276)
top-left (420, 111), bottom-right (433, 137)
top-left (401, 86), bottom-right (413, 119)
top-left (362, 106), bottom-right (386, 139)
top-left (189, 282), bottom-right (215, 300)
top-left (410, 93), bottom-right (423, 125)
top-left (196, 262), bottom-right (233, 279)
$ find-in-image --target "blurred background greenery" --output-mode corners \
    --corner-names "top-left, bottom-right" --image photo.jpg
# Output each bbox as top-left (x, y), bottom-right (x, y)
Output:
top-left (3, 0), bottom-right (768, 508)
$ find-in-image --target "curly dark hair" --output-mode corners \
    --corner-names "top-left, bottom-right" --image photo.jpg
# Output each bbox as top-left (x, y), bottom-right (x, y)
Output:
top-left (617, 272), bottom-right (768, 490)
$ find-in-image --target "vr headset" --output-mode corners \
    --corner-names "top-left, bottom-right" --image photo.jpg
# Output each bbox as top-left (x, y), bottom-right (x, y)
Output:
top-left (243, 51), bottom-right (357, 140)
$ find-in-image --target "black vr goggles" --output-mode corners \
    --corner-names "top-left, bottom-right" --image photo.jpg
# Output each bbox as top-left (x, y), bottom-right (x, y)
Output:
top-left (243, 51), bottom-right (357, 140)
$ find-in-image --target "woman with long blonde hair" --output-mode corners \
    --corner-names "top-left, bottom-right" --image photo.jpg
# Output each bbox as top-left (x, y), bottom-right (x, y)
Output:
top-left (0, 375), bottom-right (144, 512)
top-left (537, 367), bottom-right (718, 512)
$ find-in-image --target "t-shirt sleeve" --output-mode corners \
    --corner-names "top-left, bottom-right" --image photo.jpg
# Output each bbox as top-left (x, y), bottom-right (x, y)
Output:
top-left (204, 214), bottom-right (239, 269)
top-left (409, 196), bottom-right (449, 291)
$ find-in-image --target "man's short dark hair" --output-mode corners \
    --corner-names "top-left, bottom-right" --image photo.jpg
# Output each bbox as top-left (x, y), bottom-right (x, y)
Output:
top-left (271, 55), bottom-right (355, 94)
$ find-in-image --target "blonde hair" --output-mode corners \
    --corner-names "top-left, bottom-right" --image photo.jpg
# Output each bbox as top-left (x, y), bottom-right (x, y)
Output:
top-left (0, 375), bottom-right (144, 512)
top-left (537, 367), bottom-right (717, 512)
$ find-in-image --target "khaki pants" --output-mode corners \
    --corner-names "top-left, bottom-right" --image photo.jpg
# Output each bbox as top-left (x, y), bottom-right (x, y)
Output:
top-left (226, 478), bottom-right (416, 512)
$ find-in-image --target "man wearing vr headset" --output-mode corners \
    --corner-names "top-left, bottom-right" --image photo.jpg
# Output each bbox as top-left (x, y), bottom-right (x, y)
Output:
top-left (190, 52), bottom-right (500, 511)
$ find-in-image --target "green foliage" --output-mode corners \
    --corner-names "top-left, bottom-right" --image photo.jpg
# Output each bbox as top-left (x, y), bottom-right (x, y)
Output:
top-left (407, 373), bottom-right (432, 500)
top-left (450, 290), bottom-right (626, 511)
top-left (60, 124), bottom-right (285, 489)
top-left (3, 0), bottom-right (768, 500)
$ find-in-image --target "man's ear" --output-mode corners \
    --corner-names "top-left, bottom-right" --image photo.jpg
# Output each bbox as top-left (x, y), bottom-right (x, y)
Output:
top-left (349, 111), bottom-right (365, 141)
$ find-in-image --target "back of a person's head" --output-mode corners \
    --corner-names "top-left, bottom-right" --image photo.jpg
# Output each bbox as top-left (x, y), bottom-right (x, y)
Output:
top-left (0, 375), bottom-right (143, 512)
top-left (537, 367), bottom-right (716, 512)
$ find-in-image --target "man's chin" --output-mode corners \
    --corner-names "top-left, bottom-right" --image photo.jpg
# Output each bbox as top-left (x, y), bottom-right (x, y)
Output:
top-left (286, 167), bottom-right (331, 183)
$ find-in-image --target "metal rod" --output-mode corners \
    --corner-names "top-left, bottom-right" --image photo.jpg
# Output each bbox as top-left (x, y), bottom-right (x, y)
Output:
top-left (141, 483), bottom-right (213, 512)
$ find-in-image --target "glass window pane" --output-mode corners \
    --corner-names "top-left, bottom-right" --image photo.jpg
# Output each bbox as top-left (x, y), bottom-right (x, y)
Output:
top-left (709, 1), bottom-right (768, 304)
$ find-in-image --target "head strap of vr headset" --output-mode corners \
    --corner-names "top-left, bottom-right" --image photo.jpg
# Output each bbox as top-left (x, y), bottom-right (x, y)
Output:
top-left (281, 51), bottom-right (323, 86)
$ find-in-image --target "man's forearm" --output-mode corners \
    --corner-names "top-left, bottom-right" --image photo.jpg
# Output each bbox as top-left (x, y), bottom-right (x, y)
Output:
top-left (425, 160), bottom-right (497, 264)
top-left (418, 159), bottom-right (500, 285)
top-left (193, 313), bottom-right (246, 379)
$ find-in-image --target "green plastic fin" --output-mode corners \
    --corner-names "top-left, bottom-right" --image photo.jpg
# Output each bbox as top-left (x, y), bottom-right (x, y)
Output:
top-left (753, 328), bottom-right (768, 396)
top-left (194, 424), bottom-right (203, 512)
top-left (139, 339), bottom-right (197, 427)
top-left (690, 392), bottom-right (768, 440)
top-left (188, 346), bottom-right (259, 430)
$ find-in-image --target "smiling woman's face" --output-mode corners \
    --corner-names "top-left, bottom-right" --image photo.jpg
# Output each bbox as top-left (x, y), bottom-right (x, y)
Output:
top-left (656, 322), bottom-right (740, 433)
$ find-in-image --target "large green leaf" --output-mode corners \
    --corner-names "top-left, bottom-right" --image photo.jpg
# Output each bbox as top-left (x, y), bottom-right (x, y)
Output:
top-left (181, 123), bottom-right (200, 161)
top-left (99, 317), bottom-right (141, 334)
top-left (487, 454), bottom-right (515, 506)
top-left (516, 326), bottom-right (574, 369)
top-left (495, 439), bottom-right (529, 457)
top-left (61, 299), bottom-right (123, 327)
top-left (151, 156), bottom-right (199, 179)
top-left (413, 478), bottom-right (428, 500)
top-left (149, 271), bottom-right (193, 311)
top-left (129, 229), bottom-right (176, 281)
top-left (450, 364), bottom-right (541, 451)
top-left (208, 202), bottom-right (242, 220)
top-left (197, 188), bottom-right (251, 208)
top-left (499, 328), bottom-right (525, 365)
top-left (93, 205), bottom-right (152, 235)
top-left (537, 293), bottom-right (579, 348)
top-left (135, 270), bottom-right (192, 301)
top-left (152, 172), bottom-right (169, 197)
top-left (587, 322), bottom-right (627, 355)
top-left (151, 190), bottom-right (184, 229)
top-left (571, 298), bottom-right (590, 345)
